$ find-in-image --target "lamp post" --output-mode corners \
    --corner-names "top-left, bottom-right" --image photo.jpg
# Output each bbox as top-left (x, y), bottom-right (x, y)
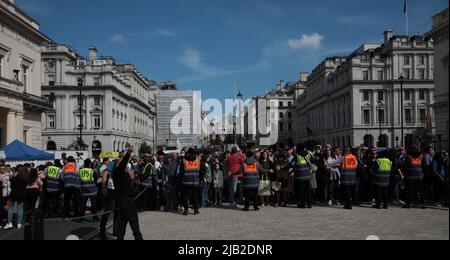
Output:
top-left (395, 137), bottom-right (399, 148)
top-left (77, 77), bottom-right (84, 150)
top-left (237, 91), bottom-right (243, 147)
top-left (399, 75), bottom-right (405, 147)
top-left (377, 100), bottom-right (383, 147)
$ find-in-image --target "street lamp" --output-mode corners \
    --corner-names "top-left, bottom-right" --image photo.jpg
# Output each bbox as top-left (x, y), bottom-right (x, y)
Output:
top-left (377, 100), bottom-right (383, 147)
top-left (399, 75), bottom-right (405, 147)
top-left (77, 77), bottom-right (84, 150)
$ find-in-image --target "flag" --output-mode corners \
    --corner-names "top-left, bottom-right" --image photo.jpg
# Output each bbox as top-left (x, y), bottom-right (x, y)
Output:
top-left (404, 0), bottom-right (407, 14)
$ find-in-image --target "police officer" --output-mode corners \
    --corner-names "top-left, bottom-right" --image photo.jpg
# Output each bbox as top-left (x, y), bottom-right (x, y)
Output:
top-left (403, 144), bottom-right (426, 209)
top-left (44, 160), bottom-right (62, 217)
top-left (179, 148), bottom-right (202, 216)
top-left (80, 159), bottom-right (99, 221)
top-left (371, 152), bottom-right (392, 209)
top-left (292, 145), bottom-right (313, 209)
top-left (241, 151), bottom-right (261, 212)
top-left (141, 157), bottom-right (157, 211)
top-left (61, 156), bottom-right (81, 218)
top-left (340, 147), bottom-right (358, 210)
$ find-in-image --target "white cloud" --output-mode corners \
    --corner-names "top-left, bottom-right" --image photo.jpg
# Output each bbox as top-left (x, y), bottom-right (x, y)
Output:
top-left (287, 33), bottom-right (324, 51)
top-left (154, 27), bottom-right (180, 37)
top-left (177, 48), bottom-right (249, 83)
top-left (110, 34), bottom-right (126, 44)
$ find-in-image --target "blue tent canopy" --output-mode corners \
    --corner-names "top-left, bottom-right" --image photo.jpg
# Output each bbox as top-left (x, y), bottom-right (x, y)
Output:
top-left (0, 140), bottom-right (54, 161)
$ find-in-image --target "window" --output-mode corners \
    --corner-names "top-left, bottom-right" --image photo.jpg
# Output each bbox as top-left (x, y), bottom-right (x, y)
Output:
top-left (93, 115), bottom-right (101, 129)
top-left (405, 109), bottom-right (412, 124)
top-left (288, 102), bottom-right (292, 107)
top-left (419, 109), bottom-right (427, 123)
top-left (47, 115), bottom-right (55, 128)
top-left (279, 101), bottom-right (283, 108)
top-left (419, 55), bottom-right (425, 65)
top-left (405, 90), bottom-right (411, 101)
top-left (94, 77), bottom-right (100, 86)
top-left (76, 115), bottom-right (84, 129)
top-left (377, 71), bottom-right (384, 80)
top-left (363, 110), bottom-right (371, 125)
top-left (288, 112), bottom-right (292, 119)
top-left (378, 91), bottom-right (384, 102)
top-left (419, 90), bottom-right (426, 100)
top-left (288, 123), bottom-right (292, 131)
top-left (94, 96), bottom-right (101, 106)
top-left (23, 129), bottom-right (28, 145)
top-left (404, 55), bottom-right (410, 65)
top-left (77, 60), bottom-right (86, 67)
top-left (363, 90), bottom-right (370, 101)
top-left (48, 74), bottom-right (55, 86)
top-left (279, 123), bottom-right (284, 131)
top-left (22, 65), bottom-right (28, 92)
top-left (279, 112), bottom-right (284, 118)
top-left (403, 69), bottom-right (411, 79)
top-left (0, 55), bottom-right (3, 77)
top-left (419, 69), bottom-right (426, 80)
top-left (363, 70), bottom-right (369, 81)
top-left (93, 60), bottom-right (104, 66)
top-left (378, 109), bottom-right (385, 124)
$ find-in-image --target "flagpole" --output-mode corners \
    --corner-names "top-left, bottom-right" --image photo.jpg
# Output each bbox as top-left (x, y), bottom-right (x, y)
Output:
top-left (405, 0), bottom-right (409, 36)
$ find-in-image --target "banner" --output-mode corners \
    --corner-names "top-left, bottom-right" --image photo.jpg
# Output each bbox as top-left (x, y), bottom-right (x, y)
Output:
top-left (99, 152), bottom-right (120, 159)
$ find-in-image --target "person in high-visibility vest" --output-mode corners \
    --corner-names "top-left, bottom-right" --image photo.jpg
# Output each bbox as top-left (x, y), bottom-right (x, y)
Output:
top-left (240, 151), bottom-right (261, 212)
top-left (61, 156), bottom-right (81, 218)
top-left (403, 144), bottom-right (426, 209)
top-left (371, 152), bottom-right (392, 209)
top-left (292, 144), bottom-right (313, 209)
top-left (80, 159), bottom-right (99, 221)
top-left (340, 147), bottom-right (358, 210)
top-left (44, 160), bottom-right (62, 217)
top-left (179, 148), bottom-right (202, 216)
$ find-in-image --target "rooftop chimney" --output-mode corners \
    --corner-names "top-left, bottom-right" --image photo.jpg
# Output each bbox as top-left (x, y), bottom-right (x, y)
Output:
top-left (384, 30), bottom-right (394, 44)
top-left (88, 46), bottom-right (97, 60)
top-left (300, 72), bottom-right (310, 82)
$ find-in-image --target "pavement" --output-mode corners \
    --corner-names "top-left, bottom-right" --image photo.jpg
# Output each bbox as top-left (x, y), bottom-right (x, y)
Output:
top-left (125, 204), bottom-right (449, 240)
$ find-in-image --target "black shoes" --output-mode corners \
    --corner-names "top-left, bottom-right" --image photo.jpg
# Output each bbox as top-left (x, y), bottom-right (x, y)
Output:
top-left (254, 207), bottom-right (260, 211)
top-left (183, 212), bottom-right (188, 216)
top-left (242, 208), bottom-right (250, 212)
top-left (402, 205), bottom-right (411, 209)
top-left (344, 205), bottom-right (352, 210)
top-left (194, 210), bottom-right (200, 215)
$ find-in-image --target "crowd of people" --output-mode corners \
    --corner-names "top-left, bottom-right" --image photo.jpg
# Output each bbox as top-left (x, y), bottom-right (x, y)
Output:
top-left (0, 143), bottom-right (448, 240)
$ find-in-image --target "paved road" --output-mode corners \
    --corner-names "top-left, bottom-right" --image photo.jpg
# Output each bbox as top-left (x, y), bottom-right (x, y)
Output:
top-left (126, 204), bottom-right (449, 240)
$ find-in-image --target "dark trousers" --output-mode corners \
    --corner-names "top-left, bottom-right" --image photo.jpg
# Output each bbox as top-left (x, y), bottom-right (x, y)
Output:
top-left (342, 185), bottom-right (355, 208)
top-left (182, 186), bottom-right (199, 213)
top-left (45, 192), bottom-right (59, 217)
top-left (243, 188), bottom-right (259, 210)
top-left (100, 190), bottom-right (118, 235)
top-left (375, 186), bottom-right (389, 208)
top-left (25, 188), bottom-right (40, 213)
top-left (295, 180), bottom-right (312, 207)
top-left (142, 187), bottom-right (157, 211)
top-left (63, 187), bottom-right (80, 218)
top-left (116, 197), bottom-right (143, 241)
top-left (405, 179), bottom-right (425, 206)
top-left (80, 195), bottom-right (98, 221)
top-left (164, 187), bottom-right (177, 210)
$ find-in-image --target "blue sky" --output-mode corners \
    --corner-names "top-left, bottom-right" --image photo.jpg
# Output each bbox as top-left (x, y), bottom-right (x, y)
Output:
top-left (17, 0), bottom-right (448, 100)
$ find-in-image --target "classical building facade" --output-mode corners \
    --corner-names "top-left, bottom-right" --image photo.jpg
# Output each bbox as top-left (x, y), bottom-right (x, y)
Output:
top-left (251, 75), bottom-right (307, 148)
top-left (297, 30), bottom-right (435, 149)
top-left (0, 0), bottom-right (53, 149)
top-left (41, 44), bottom-right (157, 156)
top-left (426, 8), bottom-right (449, 151)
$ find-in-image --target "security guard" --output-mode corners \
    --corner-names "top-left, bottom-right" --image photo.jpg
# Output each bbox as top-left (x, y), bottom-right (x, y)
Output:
top-left (292, 145), bottom-right (313, 209)
top-left (61, 156), bottom-right (81, 218)
top-left (179, 148), bottom-right (202, 216)
top-left (141, 158), bottom-right (157, 211)
top-left (340, 147), bottom-right (358, 210)
top-left (45, 160), bottom-right (62, 217)
top-left (371, 152), bottom-right (392, 209)
top-left (80, 159), bottom-right (99, 221)
top-left (403, 144), bottom-right (426, 209)
top-left (241, 151), bottom-right (261, 212)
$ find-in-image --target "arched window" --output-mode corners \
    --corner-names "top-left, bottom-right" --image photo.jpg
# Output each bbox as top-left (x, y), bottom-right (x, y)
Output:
top-left (46, 141), bottom-right (57, 151)
top-left (364, 134), bottom-right (374, 148)
top-left (378, 134), bottom-right (388, 148)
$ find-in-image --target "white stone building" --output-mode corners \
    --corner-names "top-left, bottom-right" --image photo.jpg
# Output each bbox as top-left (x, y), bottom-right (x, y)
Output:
top-left (297, 30), bottom-right (435, 149)
top-left (0, 0), bottom-right (53, 149)
top-left (41, 44), bottom-right (157, 156)
top-left (426, 8), bottom-right (449, 151)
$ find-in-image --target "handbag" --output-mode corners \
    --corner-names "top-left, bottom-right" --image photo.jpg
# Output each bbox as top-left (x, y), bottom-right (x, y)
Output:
top-left (271, 181), bottom-right (282, 192)
top-left (258, 177), bottom-right (272, 196)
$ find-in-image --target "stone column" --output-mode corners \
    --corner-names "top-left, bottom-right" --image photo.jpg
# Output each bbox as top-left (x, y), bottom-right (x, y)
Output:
top-left (6, 111), bottom-right (16, 144)
top-left (15, 111), bottom-right (24, 142)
